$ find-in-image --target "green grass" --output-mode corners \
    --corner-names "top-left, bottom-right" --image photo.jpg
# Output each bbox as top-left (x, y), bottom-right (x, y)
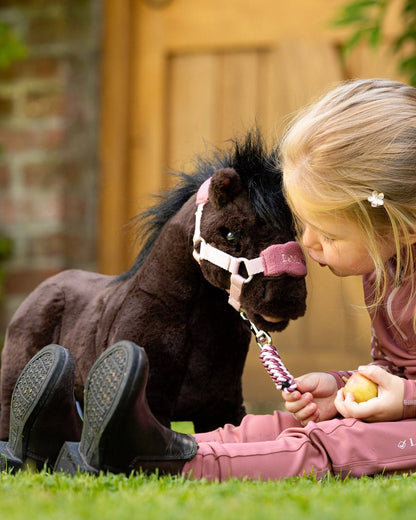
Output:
top-left (1, 471), bottom-right (416, 520)
top-left (1, 424), bottom-right (416, 519)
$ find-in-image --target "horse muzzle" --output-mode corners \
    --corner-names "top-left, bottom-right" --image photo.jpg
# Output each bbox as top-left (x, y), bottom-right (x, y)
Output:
top-left (228, 241), bottom-right (307, 312)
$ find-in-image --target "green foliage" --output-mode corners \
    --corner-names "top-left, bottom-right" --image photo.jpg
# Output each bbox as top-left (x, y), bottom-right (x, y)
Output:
top-left (0, 236), bottom-right (12, 260)
top-left (335, 0), bottom-right (387, 49)
top-left (171, 421), bottom-right (195, 434)
top-left (0, 470), bottom-right (415, 520)
top-left (335, 0), bottom-right (416, 85)
top-left (0, 21), bottom-right (27, 68)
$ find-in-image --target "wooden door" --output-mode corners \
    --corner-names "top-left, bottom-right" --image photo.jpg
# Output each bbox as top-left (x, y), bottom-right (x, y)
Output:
top-left (100, 0), bottom-right (405, 409)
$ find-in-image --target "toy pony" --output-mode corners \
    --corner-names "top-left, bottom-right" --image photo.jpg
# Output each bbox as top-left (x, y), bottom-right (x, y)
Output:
top-left (0, 131), bottom-right (307, 438)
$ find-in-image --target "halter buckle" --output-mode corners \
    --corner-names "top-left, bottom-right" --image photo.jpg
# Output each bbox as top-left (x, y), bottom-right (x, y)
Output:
top-left (229, 257), bottom-right (253, 284)
top-left (240, 311), bottom-right (272, 347)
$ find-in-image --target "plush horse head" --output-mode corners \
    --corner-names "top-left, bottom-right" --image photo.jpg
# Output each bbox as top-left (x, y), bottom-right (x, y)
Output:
top-left (192, 166), bottom-right (307, 332)
top-left (1, 130), bottom-right (307, 437)
top-left (126, 130), bottom-right (307, 333)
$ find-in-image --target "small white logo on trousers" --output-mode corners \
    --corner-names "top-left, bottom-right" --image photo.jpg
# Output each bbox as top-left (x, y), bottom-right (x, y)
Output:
top-left (397, 438), bottom-right (416, 449)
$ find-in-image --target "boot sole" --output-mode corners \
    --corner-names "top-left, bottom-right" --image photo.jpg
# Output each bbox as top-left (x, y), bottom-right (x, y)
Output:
top-left (55, 340), bottom-right (145, 475)
top-left (0, 344), bottom-right (71, 473)
top-left (0, 442), bottom-right (23, 473)
top-left (53, 441), bottom-right (98, 475)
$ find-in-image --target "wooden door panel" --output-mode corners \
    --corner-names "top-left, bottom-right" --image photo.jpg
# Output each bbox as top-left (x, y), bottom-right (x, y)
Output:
top-left (345, 42), bottom-right (406, 82)
top-left (163, 0), bottom-right (346, 48)
top-left (167, 53), bottom-right (218, 175)
top-left (167, 49), bottom-right (268, 173)
top-left (274, 41), bottom-right (343, 114)
top-left (217, 52), bottom-right (262, 140)
top-left (166, 40), bottom-right (344, 171)
top-left (100, 0), bottom-right (404, 409)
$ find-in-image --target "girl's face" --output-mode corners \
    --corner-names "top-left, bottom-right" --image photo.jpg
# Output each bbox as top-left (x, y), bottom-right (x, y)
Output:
top-left (291, 198), bottom-right (396, 277)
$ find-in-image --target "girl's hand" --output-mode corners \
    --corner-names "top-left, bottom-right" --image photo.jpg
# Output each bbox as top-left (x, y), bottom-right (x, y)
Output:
top-left (334, 365), bottom-right (404, 422)
top-left (282, 372), bottom-right (339, 426)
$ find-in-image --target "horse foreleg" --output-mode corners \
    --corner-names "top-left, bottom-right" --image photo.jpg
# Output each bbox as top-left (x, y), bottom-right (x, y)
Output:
top-left (0, 279), bottom-right (65, 440)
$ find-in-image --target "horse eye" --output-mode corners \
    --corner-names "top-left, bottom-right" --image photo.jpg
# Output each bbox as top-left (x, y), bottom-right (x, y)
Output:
top-left (226, 231), bottom-right (239, 243)
top-left (220, 227), bottom-right (241, 247)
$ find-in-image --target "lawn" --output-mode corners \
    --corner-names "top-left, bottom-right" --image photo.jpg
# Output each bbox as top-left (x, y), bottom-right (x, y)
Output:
top-left (1, 470), bottom-right (416, 520)
top-left (1, 422), bottom-right (416, 520)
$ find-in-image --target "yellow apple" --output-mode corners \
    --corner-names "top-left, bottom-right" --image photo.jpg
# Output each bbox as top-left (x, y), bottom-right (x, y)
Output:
top-left (342, 373), bottom-right (378, 403)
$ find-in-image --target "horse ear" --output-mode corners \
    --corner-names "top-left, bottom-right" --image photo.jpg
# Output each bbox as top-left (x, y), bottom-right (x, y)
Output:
top-left (209, 168), bottom-right (243, 208)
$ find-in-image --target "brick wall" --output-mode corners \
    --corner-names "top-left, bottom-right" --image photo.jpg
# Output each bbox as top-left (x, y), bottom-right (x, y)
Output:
top-left (0, 0), bottom-right (101, 335)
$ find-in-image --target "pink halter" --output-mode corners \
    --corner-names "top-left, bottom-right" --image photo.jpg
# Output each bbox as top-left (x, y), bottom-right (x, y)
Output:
top-left (193, 177), bottom-right (307, 311)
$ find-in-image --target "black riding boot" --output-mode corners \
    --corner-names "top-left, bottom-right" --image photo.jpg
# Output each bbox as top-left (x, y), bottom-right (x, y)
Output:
top-left (54, 340), bottom-right (198, 475)
top-left (0, 344), bottom-right (82, 472)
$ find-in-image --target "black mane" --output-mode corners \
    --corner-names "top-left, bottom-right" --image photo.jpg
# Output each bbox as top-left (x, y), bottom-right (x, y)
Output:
top-left (119, 130), bottom-right (293, 279)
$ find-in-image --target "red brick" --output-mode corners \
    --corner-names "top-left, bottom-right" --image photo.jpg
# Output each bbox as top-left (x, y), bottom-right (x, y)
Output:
top-left (0, 196), bottom-right (64, 225)
top-left (0, 0), bottom-right (63, 6)
top-left (0, 306), bottom-right (8, 333)
top-left (41, 127), bottom-right (66, 149)
top-left (0, 96), bottom-right (14, 118)
top-left (63, 197), bottom-right (89, 220)
top-left (24, 90), bottom-right (65, 118)
top-left (0, 199), bottom-right (25, 225)
top-left (61, 161), bottom-right (84, 183)
top-left (23, 161), bottom-right (63, 188)
top-left (29, 196), bottom-right (64, 221)
top-left (0, 0), bottom-right (99, 326)
top-left (27, 233), bottom-right (67, 258)
top-left (63, 234), bottom-right (96, 263)
top-left (64, 8), bottom-right (91, 44)
top-left (27, 15), bottom-right (67, 46)
top-left (0, 57), bottom-right (61, 82)
top-left (0, 127), bottom-right (66, 152)
top-left (0, 128), bottom-right (36, 151)
top-left (0, 164), bottom-right (11, 189)
top-left (4, 268), bottom-right (60, 295)
top-left (29, 56), bottom-right (62, 79)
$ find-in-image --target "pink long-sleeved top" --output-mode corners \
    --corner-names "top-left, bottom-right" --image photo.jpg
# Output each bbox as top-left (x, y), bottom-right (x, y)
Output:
top-left (329, 267), bottom-right (416, 419)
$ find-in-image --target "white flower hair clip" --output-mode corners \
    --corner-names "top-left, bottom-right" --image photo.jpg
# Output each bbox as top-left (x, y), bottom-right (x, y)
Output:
top-left (368, 191), bottom-right (384, 208)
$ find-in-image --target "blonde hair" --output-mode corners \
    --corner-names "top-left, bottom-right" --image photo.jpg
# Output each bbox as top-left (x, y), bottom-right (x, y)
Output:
top-left (280, 78), bottom-right (416, 314)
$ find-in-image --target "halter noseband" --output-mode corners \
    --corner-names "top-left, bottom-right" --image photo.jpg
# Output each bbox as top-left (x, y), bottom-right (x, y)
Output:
top-left (192, 177), bottom-right (307, 311)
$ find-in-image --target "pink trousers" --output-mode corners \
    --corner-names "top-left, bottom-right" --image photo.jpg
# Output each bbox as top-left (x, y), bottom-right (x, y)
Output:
top-left (182, 411), bottom-right (416, 481)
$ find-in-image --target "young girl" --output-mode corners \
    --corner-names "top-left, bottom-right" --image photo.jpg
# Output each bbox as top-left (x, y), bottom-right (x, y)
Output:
top-left (2, 78), bottom-right (416, 480)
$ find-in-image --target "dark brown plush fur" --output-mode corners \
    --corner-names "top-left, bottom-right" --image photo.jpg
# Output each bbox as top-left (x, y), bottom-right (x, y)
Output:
top-left (0, 131), bottom-right (307, 437)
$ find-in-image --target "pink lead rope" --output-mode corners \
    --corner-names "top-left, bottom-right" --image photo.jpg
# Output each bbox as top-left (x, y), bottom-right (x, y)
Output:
top-left (239, 311), bottom-right (297, 393)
